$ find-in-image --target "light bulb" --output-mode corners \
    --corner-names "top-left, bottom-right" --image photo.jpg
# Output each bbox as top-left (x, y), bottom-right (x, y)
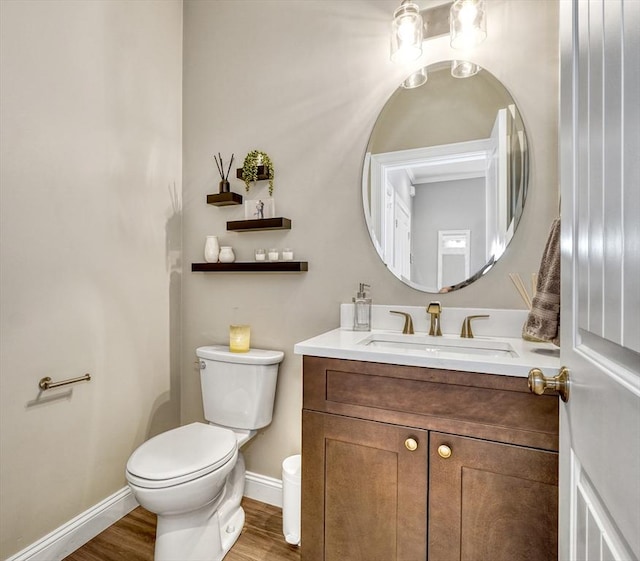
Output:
top-left (458, 1), bottom-right (478, 25)
top-left (397, 17), bottom-right (417, 41)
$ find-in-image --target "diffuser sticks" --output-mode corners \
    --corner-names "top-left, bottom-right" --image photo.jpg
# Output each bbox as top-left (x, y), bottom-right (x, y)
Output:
top-left (509, 273), bottom-right (536, 310)
top-left (213, 152), bottom-right (234, 193)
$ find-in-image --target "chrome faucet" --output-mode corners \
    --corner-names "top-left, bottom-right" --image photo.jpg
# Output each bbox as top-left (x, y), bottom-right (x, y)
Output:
top-left (390, 311), bottom-right (414, 334)
top-left (460, 315), bottom-right (490, 338)
top-left (427, 301), bottom-right (442, 336)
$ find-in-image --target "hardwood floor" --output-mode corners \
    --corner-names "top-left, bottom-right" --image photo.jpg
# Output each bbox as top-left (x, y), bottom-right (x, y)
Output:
top-left (63, 498), bottom-right (300, 561)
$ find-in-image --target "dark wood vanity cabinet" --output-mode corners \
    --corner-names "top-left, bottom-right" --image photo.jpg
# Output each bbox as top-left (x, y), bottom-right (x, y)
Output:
top-left (301, 356), bottom-right (559, 561)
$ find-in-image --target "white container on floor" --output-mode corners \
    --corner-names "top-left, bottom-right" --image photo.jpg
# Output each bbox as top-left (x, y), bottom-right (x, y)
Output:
top-left (282, 454), bottom-right (301, 546)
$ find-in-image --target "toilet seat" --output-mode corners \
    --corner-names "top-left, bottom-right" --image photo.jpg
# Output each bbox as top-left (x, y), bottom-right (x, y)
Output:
top-left (126, 422), bottom-right (237, 489)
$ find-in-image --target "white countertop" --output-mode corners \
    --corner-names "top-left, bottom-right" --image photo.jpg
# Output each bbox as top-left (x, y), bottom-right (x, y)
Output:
top-left (294, 305), bottom-right (561, 378)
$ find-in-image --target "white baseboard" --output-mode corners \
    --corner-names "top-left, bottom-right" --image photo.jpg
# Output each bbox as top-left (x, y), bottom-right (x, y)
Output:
top-left (6, 487), bottom-right (138, 561)
top-left (244, 470), bottom-right (283, 508)
top-left (7, 472), bottom-right (284, 561)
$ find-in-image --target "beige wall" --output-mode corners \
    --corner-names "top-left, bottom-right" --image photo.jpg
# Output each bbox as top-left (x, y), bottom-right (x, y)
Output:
top-left (182, 0), bottom-right (559, 479)
top-left (0, 1), bottom-right (182, 558)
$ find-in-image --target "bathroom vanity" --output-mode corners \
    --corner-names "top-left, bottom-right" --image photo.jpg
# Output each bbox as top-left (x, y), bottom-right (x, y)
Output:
top-left (295, 307), bottom-right (561, 561)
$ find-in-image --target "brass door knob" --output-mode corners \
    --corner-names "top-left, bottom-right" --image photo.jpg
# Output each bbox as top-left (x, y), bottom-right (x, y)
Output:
top-left (528, 366), bottom-right (570, 402)
top-left (404, 438), bottom-right (418, 451)
top-left (437, 444), bottom-right (452, 459)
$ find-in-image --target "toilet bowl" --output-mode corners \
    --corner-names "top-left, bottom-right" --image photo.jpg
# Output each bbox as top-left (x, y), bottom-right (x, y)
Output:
top-left (125, 345), bottom-right (284, 561)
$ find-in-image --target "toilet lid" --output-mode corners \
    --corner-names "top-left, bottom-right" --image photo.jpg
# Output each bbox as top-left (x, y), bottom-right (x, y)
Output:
top-left (126, 422), bottom-right (237, 488)
top-left (196, 345), bottom-right (284, 365)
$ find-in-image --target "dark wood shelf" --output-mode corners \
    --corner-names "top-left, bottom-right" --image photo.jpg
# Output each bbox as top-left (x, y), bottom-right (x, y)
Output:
top-left (236, 165), bottom-right (270, 181)
top-left (207, 192), bottom-right (243, 206)
top-left (227, 217), bottom-right (291, 231)
top-left (192, 261), bottom-right (308, 273)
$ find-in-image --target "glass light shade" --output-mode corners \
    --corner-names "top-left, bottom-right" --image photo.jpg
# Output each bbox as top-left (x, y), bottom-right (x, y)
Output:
top-left (401, 67), bottom-right (428, 89)
top-left (450, 0), bottom-right (487, 50)
top-left (390, 1), bottom-right (424, 64)
top-left (451, 60), bottom-right (481, 78)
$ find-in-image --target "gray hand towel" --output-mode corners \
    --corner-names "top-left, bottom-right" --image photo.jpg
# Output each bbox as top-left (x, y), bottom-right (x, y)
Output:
top-left (523, 218), bottom-right (561, 346)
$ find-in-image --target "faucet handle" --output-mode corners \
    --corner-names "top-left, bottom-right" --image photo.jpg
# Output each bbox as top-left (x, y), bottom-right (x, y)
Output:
top-left (460, 315), bottom-right (490, 338)
top-left (390, 311), bottom-right (415, 335)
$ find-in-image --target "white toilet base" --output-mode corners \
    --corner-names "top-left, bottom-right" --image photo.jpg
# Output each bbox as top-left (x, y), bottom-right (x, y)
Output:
top-left (153, 454), bottom-right (246, 561)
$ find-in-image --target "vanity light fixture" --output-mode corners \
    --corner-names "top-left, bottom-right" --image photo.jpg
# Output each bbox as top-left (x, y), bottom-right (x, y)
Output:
top-left (389, 0), bottom-right (487, 83)
top-left (390, 0), bottom-right (424, 64)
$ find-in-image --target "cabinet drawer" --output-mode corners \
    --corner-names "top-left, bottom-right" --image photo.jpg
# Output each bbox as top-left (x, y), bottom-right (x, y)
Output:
top-left (303, 356), bottom-right (558, 451)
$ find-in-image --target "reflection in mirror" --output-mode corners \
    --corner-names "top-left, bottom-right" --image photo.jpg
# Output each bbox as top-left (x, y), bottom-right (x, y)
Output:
top-left (363, 61), bottom-right (528, 293)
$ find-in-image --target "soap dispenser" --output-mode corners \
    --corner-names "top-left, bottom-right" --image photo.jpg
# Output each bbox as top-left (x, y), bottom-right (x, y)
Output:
top-left (353, 283), bottom-right (372, 331)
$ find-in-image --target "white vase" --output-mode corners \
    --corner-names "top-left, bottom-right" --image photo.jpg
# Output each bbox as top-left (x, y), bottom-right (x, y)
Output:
top-left (219, 246), bottom-right (235, 263)
top-left (204, 236), bottom-right (220, 263)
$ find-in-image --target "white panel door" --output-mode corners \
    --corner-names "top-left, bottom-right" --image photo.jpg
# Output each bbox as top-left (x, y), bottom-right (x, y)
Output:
top-left (559, 1), bottom-right (640, 560)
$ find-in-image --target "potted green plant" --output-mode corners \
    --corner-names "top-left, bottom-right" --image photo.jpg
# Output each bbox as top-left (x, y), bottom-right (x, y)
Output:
top-left (241, 150), bottom-right (275, 196)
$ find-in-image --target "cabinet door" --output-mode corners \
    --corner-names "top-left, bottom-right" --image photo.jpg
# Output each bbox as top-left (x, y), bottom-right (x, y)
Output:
top-left (302, 410), bottom-right (427, 561)
top-left (429, 432), bottom-right (558, 561)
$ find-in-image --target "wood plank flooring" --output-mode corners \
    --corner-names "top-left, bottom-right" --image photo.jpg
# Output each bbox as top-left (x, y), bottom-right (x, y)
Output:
top-left (63, 498), bottom-right (300, 561)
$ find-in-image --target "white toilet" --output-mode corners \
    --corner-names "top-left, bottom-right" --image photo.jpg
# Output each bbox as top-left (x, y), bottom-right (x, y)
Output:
top-left (125, 345), bottom-right (284, 561)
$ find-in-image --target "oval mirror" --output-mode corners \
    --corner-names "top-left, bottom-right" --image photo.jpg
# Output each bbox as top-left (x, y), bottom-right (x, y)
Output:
top-left (362, 61), bottom-right (528, 293)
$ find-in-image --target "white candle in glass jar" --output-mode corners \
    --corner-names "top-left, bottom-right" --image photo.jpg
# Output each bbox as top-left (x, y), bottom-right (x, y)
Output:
top-left (229, 324), bottom-right (250, 353)
top-left (282, 248), bottom-right (294, 261)
top-left (268, 248), bottom-right (279, 261)
top-left (255, 249), bottom-right (266, 261)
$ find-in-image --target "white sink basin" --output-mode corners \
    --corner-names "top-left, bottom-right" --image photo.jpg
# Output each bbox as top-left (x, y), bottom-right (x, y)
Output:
top-left (360, 333), bottom-right (518, 358)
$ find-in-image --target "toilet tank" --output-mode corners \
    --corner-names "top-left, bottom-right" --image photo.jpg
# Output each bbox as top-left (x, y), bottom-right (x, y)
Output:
top-left (196, 345), bottom-right (284, 430)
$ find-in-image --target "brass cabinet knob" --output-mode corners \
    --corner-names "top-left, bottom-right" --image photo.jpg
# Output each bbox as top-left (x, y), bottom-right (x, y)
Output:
top-left (437, 444), bottom-right (452, 459)
top-left (404, 437), bottom-right (418, 451)
top-left (528, 366), bottom-right (570, 402)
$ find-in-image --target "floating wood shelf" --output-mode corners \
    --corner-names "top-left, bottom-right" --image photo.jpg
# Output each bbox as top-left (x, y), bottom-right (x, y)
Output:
top-left (227, 217), bottom-right (291, 232)
top-left (192, 261), bottom-right (308, 273)
top-left (236, 165), bottom-right (271, 181)
top-left (207, 192), bottom-right (243, 206)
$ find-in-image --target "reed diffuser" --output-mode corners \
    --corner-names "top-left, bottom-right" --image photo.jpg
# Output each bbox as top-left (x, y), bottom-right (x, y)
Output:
top-left (213, 152), bottom-right (234, 194)
top-left (509, 273), bottom-right (536, 309)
